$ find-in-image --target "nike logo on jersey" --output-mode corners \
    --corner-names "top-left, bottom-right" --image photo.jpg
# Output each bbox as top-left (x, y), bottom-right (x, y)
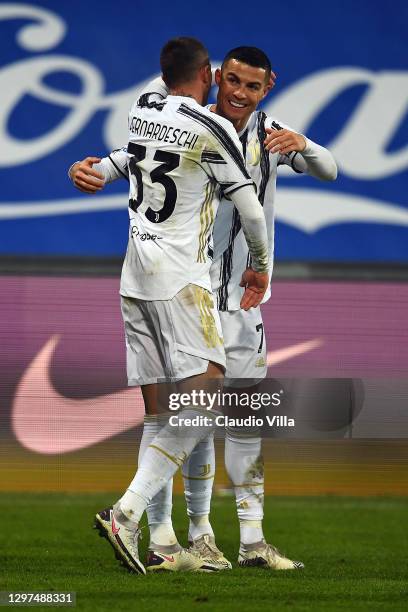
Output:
top-left (11, 335), bottom-right (323, 454)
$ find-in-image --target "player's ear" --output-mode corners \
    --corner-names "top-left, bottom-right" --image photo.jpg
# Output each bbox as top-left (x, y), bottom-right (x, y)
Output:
top-left (200, 62), bottom-right (211, 85)
top-left (261, 72), bottom-right (276, 99)
top-left (215, 68), bottom-right (222, 86)
top-left (205, 63), bottom-right (212, 85)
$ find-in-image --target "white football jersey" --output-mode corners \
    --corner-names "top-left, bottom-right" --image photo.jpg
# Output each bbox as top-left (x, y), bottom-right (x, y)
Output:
top-left (211, 110), bottom-right (307, 311)
top-left (120, 94), bottom-right (253, 300)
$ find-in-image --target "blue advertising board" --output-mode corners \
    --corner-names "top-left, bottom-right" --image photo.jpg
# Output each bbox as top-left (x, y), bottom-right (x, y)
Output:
top-left (0, 0), bottom-right (407, 261)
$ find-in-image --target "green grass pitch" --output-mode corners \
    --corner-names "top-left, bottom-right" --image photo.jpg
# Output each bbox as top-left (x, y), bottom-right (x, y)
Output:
top-left (1, 493), bottom-right (407, 611)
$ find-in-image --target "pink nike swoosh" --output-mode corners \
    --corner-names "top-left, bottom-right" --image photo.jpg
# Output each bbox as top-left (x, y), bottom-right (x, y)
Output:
top-left (12, 335), bottom-right (323, 455)
top-left (12, 335), bottom-right (144, 455)
top-left (266, 338), bottom-right (324, 366)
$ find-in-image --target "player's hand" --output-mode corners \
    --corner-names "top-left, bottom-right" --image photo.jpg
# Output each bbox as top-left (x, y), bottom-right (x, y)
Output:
top-left (239, 268), bottom-right (269, 311)
top-left (70, 157), bottom-right (105, 194)
top-left (264, 128), bottom-right (306, 155)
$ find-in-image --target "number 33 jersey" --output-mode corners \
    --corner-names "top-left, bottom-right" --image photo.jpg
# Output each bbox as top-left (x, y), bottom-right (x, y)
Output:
top-left (120, 95), bottom-right (253, 301)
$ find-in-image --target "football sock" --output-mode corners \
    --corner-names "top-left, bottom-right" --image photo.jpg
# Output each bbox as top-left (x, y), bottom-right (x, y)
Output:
top-left (183, 434), bottom-right (215, 541)
top-left (137, 416), bottom-right (177, 547)
top-left (188, 514), bottom-right (214, 541)
top-left (119, 409), bottom-right (217, 524)
top-left (148, 542), bottom-right (182, 554)
top-left (239, 520), bottom-right (264, 546)
top-left (225, 428), bottom-right (265, 544)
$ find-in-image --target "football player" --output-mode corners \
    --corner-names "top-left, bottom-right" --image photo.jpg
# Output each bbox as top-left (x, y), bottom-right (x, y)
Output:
top-left (78, 37), bottom-right (270, 575)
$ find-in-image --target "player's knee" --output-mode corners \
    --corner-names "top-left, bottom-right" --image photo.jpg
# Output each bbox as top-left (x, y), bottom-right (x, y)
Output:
top-left (207, 360), bottom-right (224, 379)
top-left (141, 383), bottom-right (159, 414)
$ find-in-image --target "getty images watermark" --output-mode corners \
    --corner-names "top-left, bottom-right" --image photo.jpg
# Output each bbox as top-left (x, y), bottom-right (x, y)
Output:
top-left (155, 378), bottom-right (408, 438)
top-left (167, 389), bottom-right (295, 429)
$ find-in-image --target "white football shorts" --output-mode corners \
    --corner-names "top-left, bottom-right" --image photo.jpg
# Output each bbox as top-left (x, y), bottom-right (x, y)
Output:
top-left (121, 284), bottom-right (226, 386)
top-left (219, 307), bottom-right (267, 388)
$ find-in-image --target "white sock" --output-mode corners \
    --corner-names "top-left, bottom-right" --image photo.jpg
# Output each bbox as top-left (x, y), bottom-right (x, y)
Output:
top-left (225, 429), bottom-right (265, 545)
top-left (183, 434), bottom-right (215, 541)
top-left (119, 409), bottom-right (216, 524)
top-left (239, 520), bottom-right (264, 546)
top-left (137, 416), bottom-right (177, 547)
top-left (188, 515), bottom-right (214, 541)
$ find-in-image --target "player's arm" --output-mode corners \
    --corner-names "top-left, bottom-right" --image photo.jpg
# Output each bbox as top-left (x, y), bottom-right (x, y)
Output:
top-left (228, 185), bottom-right (269, 310)
top-left (264, 120), bottom-right (337, 181)
top-left (68, 148), bottom-right (129, 193)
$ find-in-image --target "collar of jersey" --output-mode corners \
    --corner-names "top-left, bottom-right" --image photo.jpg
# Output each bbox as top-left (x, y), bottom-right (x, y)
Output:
top-left (167, 94), bottom-right (200, 105)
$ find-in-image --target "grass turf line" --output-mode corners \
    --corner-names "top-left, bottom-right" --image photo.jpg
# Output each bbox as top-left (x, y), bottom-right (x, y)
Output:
top-left (1, 494), bottom-right (408, 611)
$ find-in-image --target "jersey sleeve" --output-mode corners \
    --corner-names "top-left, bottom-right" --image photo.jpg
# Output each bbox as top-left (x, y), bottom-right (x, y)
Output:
top-left (293, 137), bottom-right (337, 180)
top-left (94, 148), bottom-right (129, 184)
top-left (266, 116), bottom-right (337, 180)
top-left (228, 184), bottom-right (269, 274)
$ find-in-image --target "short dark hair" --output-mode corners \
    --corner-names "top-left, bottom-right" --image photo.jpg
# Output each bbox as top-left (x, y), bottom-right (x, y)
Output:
top-left (160, 37), bottom-right (209, 88)
top-left (222, 46), bottom-right (272, 80)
